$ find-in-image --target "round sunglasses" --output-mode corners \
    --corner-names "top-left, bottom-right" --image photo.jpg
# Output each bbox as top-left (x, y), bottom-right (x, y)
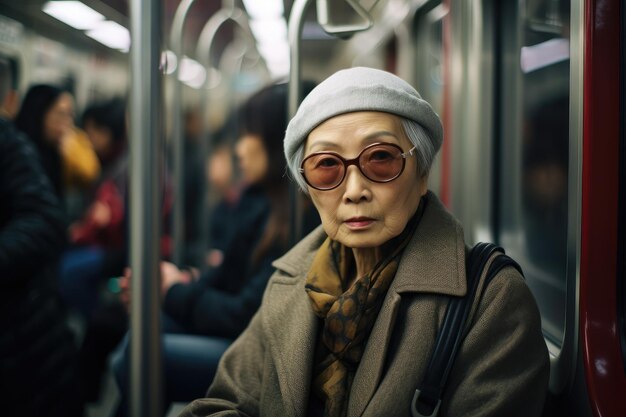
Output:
top-left (299, 142), bottom-right (416, 191)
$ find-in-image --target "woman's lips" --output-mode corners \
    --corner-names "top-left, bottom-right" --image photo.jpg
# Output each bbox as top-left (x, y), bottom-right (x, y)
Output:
top-left (344, 217), bottom-right (375, 229)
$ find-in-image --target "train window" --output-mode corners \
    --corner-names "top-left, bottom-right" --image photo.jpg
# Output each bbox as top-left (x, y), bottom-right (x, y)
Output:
top-left (498, 0), bottom-right (571, 348)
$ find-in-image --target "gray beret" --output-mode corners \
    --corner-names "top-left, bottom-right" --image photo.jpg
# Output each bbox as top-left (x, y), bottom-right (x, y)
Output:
top-left (284, 66), bottom-right (443, 162)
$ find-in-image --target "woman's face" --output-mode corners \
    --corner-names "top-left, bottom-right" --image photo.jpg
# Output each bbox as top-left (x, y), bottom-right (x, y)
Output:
top-left (84, 119), bottom-right (113, 160)
top-left (305, 111), bottom-right (428, 249)
top-left (207, 146), bottom-right (234, 193)
top-left (43, 92), bottom-right (74, 145)
top-left (236, 134), bottom-right (269, 186)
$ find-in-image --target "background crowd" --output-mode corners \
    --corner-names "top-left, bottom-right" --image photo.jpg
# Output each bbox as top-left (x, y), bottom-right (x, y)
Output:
top-left (0, 56), bottom-right (315, 416)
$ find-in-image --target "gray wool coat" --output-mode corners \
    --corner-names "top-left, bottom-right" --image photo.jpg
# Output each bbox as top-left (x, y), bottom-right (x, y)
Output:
top-left (180, 192), bottom-right (549, 417)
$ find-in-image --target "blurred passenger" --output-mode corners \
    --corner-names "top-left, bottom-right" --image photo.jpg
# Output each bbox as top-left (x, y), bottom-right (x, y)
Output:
top-left (14, 84), bottom-right (99, 202)
top-left (62, 125), bottom-right (102, 221)
top-left (60, 97), bottom-right (129, 318)
top-left (183, 107), bottom-right (206, 260)
top-left (0, 57), bottom-right (19, 120)
top-left (183, 135), bottom-right (240, 269)
top-left (111, 83), bottom-right (318, 415)
top-left (62, 126), bottom-right (101, 190)
top-left (56, 98), bottom-right (131, 402)
top-left (0, 58), bottom-right (83, 417)
top-left (83, 97), bottom-right (127, 169)
top-left (204, 135), bottom-right (240, 268)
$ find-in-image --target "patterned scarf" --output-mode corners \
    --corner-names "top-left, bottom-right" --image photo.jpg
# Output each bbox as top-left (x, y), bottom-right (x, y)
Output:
top-left (305, 200), bottom-right (425, 417)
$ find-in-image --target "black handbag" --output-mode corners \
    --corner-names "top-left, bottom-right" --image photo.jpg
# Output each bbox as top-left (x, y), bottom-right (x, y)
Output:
top-left (410, 243), bottom-right (523, 417)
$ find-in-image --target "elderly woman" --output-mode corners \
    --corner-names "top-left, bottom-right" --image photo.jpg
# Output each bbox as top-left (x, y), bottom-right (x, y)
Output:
top-left (180, 67), bottom-right (549, 417)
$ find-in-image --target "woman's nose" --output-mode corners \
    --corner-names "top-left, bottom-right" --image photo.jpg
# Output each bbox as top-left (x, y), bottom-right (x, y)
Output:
top-left (342, 165), bottom-right (372, 203)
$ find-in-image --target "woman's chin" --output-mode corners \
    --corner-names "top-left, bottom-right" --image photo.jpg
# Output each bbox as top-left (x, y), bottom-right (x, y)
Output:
top-left (334, 229), bottom-right (390, 249)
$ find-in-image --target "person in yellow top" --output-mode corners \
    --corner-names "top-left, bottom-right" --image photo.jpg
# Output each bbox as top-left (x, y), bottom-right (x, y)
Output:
top-left (61, 125), bottom-right (101, 189)
top-left (15, 85), bottom-right (100, 199)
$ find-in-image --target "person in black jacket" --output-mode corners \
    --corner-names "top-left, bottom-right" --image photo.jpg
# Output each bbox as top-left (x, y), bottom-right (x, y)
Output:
top-left (0, 58), bottom-right (83, 417)
top-left (14, 83), bottom-right (74, 199)
top-left (111, 83), bottom-right (318, 415)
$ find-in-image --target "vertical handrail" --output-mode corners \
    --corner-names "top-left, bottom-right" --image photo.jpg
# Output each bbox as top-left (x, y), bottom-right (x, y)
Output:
top-left (196, 5), bottom-right (255, 254)
top-left (287, 0), bottom-right (314, 245)
top-left (129, 0), bottom-right (162, 416)
top-left (170, 0), bottom-right (196, 265)
top-left (197, 8), bottom-right (230, 257)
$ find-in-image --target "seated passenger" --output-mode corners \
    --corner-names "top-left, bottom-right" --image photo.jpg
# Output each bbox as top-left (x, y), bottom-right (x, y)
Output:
top-left (61, 125), bottom-right (101, 215)
top-left (15, 84), bottom-right (97, 202)
top-left (59, 97), bottom-right (173, 318)
top-left (59, 98), bottom-right (129, 318)
top-left (58, 98), bottom-right (173, 402)
top-left (180, 67), bottom-right (549, 417)
top-left (190, 129), bottom-right (241, 269)
top-left (111, 83), bottom-right (318, 415)
top-left (182, 107), bottom-right (207, 261)
top-left (70, 97), bottom-right (128, 249)
top-left (205, 140), bottom-right (241, 267)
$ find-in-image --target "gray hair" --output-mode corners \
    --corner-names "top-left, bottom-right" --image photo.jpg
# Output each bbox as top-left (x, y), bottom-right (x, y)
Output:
top-left (286, 117), bottom-right (436, 194)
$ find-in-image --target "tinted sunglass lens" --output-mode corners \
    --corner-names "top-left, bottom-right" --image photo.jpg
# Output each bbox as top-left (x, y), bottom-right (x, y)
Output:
top-left (303, 154), bottom-right (344, 189)
top-left (361, 145), bottom-right (403, 181)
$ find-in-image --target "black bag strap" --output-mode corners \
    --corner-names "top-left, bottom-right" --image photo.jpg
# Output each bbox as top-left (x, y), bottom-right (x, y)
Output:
top-left (410, 243), bottom-right (523, 417)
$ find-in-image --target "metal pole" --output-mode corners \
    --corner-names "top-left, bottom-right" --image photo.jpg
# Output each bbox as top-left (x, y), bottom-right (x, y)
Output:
top-left (196, 5), bottom-right (254, 254)
top-left (287, 0), bottom-right (313, 245)
top-left (197, 8), bottom-right (230, 256)
top-left (170, 0), bottom-right (196, 265)
top-left (129, 0), bottom-right (162, 416)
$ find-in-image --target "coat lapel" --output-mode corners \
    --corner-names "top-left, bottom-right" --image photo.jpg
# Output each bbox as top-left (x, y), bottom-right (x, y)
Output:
top-left (266, 193), bottom-right (468, 417)
top-left (264, 227), bottom-right (327, 417)
top-left (264, 279), bottom-right (318, 417)
top-left (348, 289), bottom-right (403, 416)
top-left (349, 193), bottom-right (468, 416)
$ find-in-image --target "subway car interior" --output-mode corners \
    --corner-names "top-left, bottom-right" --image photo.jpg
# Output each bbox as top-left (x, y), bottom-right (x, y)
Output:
top-left (0, 0), bottom-right (623, 416)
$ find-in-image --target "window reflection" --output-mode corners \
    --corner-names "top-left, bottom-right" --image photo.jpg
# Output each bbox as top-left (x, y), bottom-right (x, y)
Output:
top-left (500, 0), bottom-right (570, 346)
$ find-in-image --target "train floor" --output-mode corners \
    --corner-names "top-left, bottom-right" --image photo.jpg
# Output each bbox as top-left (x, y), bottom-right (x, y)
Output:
top-left (86, 368), bottom-right (185, 417)
top-left (67, 306), bottom-right (186, 417)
